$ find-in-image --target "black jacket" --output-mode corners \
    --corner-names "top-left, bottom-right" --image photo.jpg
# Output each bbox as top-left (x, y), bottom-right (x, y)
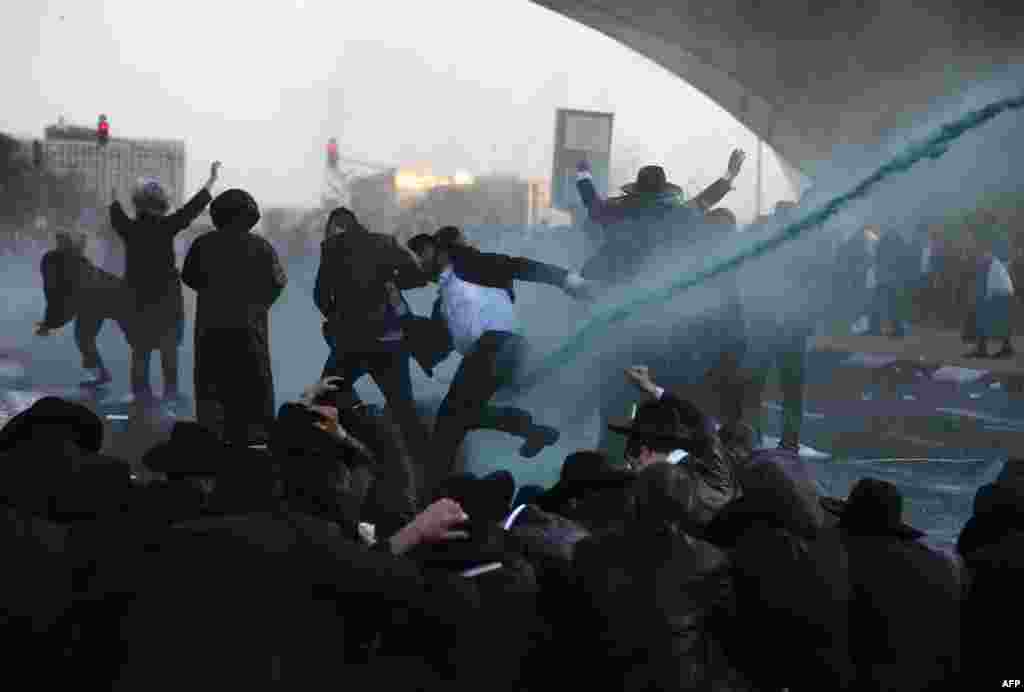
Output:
top-left (109, 188), bottom-right (212, 297)
top-left (571, 524), bottom-right (738, 691)
top-left (40, 249), bottom-right (123, 330)
top-left (181, 223), bottom-right (288, 329)
top-left (314, 229), bottom-right (427, 349)
top-left (447, 245), bottom-right (570, 302)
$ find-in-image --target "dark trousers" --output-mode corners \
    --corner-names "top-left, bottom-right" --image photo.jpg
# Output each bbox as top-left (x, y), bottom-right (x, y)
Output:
top-left (322, 335), bottom-right (431, 499)
top-left (745, 323), bottom-right (810, 449)
top-left (194, 326), bottom-right (276, 445)
top-left (75, 310), bottom-right (129, 372)
top-left (127, 288), bottom-right (184, 400)
top-left (131, 338), bottom-right (179, 399)
top-left (432, 331), bottom-right (529, 479)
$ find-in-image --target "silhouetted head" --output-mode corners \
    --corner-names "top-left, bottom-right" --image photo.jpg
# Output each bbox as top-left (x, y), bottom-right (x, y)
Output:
top-left (434, 225), bottom-right (471, 250)
top-left (55, 229), bottom-right (87, 254)
top-left (210, 189), bottom-right (261, 232)
top-left (324, 206), bottom-right (363, 240)
top-left (408, 233), bottom-right (447, 282)
top-left (132, 178), bottom-right (170, 216)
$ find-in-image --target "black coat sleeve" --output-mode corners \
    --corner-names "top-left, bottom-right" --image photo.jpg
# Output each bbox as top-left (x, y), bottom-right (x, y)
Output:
top-left (166, 188), bottom-right (213, 233)
top-left (180, 235), bottom-right (205, 291)
top-left (453, 247), bottom-right (569, 289)
top-left (313, 243), bottom-right (332, 318)
top-left (263, 239), bottom-right (288, 309)
top-left (691, 178), bottom-right (734, 212)
top-left (40, 251), bottom-right (77, 329)
top-left (109, 201), bottom-right (132, 240)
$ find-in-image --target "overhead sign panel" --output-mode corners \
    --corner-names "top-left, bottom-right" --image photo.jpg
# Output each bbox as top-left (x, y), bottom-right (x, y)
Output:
top-left (551, 109), bottom-right (613, 211)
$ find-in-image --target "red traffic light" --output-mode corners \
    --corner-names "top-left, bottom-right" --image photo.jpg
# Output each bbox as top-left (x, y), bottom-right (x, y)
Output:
top-left (97, 115), bottom-right (110, 145)
top-left (327, 139), bottom-right (338, 167)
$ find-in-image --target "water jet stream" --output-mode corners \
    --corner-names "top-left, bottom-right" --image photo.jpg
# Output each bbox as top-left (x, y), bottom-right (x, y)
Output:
top-left (519, 94), bottom-right (1024, 390)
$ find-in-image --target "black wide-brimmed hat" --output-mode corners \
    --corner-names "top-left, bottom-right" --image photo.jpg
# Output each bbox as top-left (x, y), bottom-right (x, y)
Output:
top-left (536, 450), bottom-right (636, 514)
top-left (0, 396), bottom-right (104, 454)
top-left (821, 477), bottom-right (924, 540)
top-left (404, 518), bottom-right (510, 572)
top-left (607, 399), bottom-right (708, 450)
top-left (210, 188), bottom-right (261, 231)
top-left (436, 470), bottom-right (516, 525)
top-left (142, 421), bottom-right (233, 477)
top-left (621, 165), bottom-right (682, 196)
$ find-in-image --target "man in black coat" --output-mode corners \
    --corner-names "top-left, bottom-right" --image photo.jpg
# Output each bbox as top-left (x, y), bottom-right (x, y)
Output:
top-left (109, 162), bottom-right (220, 405)
top-left (314, 207), bottom-right (433, 470)
top-left (181, 188), bottom-right (286, 446)
top-left (34, 230), bottom-right (129, 386)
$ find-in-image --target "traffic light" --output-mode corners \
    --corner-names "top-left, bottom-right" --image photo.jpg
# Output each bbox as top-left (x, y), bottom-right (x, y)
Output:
top-left (32, 140), bottom-right (44, 168)
top-left (97, 114), bottom-right (110, 147)
top-left (327, 138), bottom-right (338, 168)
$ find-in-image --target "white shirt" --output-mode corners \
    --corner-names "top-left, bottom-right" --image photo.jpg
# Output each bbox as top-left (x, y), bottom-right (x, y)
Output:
top-left (438, 266), bottom-right (521, 356)
top-left (987, 257), bottom-right (1014, 298)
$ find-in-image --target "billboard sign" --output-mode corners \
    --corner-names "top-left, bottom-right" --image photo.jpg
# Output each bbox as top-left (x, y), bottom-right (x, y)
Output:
top-left (550, 109), bottom-right (613, 211)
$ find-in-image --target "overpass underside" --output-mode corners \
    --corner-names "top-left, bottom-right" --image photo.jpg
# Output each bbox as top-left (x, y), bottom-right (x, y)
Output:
top-left (533, 1), bottom-right (1023, 176)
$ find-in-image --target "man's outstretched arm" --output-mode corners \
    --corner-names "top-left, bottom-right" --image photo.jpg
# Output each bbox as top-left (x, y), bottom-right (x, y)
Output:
top-left (689, 149), bottom-right (745, 212)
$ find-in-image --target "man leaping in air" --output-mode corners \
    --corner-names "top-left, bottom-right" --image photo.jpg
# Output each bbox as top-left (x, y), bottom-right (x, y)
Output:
top-left (406, 226), bottom-right (597, 495)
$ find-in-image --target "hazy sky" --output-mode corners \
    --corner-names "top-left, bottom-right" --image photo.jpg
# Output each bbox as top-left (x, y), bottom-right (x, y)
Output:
top-left (3, 0), bottom-right (794, 219)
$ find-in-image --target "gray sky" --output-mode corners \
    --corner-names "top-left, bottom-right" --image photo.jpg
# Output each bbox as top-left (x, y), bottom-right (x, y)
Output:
top-left (3, 0), bottom-right (793, 219)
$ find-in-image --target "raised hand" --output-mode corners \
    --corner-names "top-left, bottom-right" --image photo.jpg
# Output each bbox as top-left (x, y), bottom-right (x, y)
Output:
top-left (210, 161), bottom-right (222, 180)
top-left (576, 159), bottom-right (592, 175)
top-left (300, 375), bottom-right (343, 405)
top-left (389, 498), bottom-right (470, 554)
top-left (625, 365), bottom-right (659, 397)
top-left (726, 149), bottom-right (745, 180)
top-left (724, 149), bottom-right (749, 181)
top-left (563, 272), bottom-right (601, 301)
top-left (410, 498), bottom-right (471, 542)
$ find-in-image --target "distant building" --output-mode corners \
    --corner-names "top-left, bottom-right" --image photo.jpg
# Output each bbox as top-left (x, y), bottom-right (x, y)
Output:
top-left (527, 178), bottom-right (552, 226)
top-left (42, 121), bottom-right (186, 212)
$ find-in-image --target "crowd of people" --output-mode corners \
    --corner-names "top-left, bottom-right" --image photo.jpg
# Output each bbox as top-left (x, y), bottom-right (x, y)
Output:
top-left (5, 154), bottom-right (1022, 689)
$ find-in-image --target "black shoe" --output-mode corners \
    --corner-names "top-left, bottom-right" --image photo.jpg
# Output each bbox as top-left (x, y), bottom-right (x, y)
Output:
top-left (963, 349), bottom-right (989, 359)
top-left (994, 345), bottom-right (1015, 359)
top-left (520, 424), bottom-right (560, 459)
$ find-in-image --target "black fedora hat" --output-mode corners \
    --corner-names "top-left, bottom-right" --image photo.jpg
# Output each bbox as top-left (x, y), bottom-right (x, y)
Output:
top-left (607, 399), bottom-right (707, 450)
top-left (0, 396), bottom-right (104, 454)
top-left (821, 477), bottom-right (924, 540)
top-left (436, 470), bottom-right (516, 525)
top-left (621, 165), bottom-right (682, 196)
top-left (536, 450), bottom-right (636, 514)
top-left (404, 518), bottom-right (509, 572)
top-left (210, 188), bottom-right (261, 232)
top-left (142, 421), bottom-right (230, 477)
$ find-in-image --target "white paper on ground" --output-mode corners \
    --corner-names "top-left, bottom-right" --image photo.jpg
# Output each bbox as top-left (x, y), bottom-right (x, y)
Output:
top-left (931, 366), bottom-right (989, 384)
top-left (841, 352), bottom-right (900, 369)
